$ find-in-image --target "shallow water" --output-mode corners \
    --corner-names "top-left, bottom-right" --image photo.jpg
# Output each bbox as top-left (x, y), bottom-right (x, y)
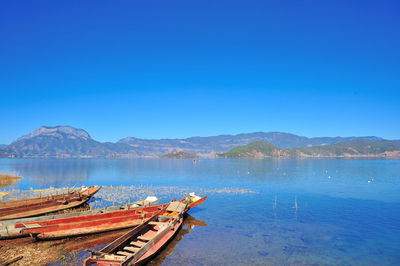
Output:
top-left (1, 158), bottom-right (400, 265)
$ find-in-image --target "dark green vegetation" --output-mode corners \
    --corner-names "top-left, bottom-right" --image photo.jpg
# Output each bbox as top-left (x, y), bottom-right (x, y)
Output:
top-left (219, 139), bottom-right (400, 157)
top-left (223, 141), bottom-right (279, 157)
top-left (0, 126), bottom-right (397, 158)
top-left (161, 151), bottom-right (198, 158)
top-left (287, 139), bottom-right (400, 157)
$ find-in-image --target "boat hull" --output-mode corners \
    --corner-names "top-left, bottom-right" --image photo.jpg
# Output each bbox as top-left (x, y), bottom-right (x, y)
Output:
top-left (134, 216), bottom-right (183, 265)
top-left (16, 196), bottom-right (203, 240)
top-left (0, 186), bottom-right (99, 220)
top-left (84, 194), bottom-right (206, 266)
top-left (16, 203), bottom-right (163, 239)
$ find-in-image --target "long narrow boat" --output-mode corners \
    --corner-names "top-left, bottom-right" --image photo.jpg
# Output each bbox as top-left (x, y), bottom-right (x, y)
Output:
top-left (16, 194), bottom-right (206, 240)
top-left (0, 196), bottom-right (161, 239)
top-left (0, 186), bottom-right (96, 209)
top-left (62, 214), bottom-right (206, 256)
top-left (84, 194), bottom-right (206, 266)
top-left (0, 186), bottom-right (99, 220)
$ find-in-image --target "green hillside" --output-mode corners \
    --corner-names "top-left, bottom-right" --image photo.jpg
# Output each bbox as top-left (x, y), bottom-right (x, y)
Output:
top-left (289, 139), bottom-right (400, 156)
top-left (221, 141), bottom-right (280, 157)
top-left (219, 139), bottom-right (400, 157)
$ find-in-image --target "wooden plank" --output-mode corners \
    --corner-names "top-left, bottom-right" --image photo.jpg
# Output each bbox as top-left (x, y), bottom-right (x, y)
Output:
top-left (137, 235), bottom-right (151, 241)
top-left (166, 201), bottom-right (186, 212)
top-left (123, 246), bottom-right (140, 253)
top-left (116, 251), bottom-right (132, 257)
top-left (130, 241), bottom-right (146, 247)
top-left (148, 221), bottom-right (167, 225)
top-left (104, 254), bottom-right (125, 261)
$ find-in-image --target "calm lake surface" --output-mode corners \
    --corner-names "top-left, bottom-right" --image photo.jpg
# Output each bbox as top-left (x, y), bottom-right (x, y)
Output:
top-left (1, 158), bottom-right (400, 265)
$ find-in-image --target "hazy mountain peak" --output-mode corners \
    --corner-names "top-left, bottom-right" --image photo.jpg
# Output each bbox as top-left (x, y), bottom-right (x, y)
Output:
top-left (17, 126), bottom-right (91, 141)
top-left (118, 137), bottom-right (140, 143)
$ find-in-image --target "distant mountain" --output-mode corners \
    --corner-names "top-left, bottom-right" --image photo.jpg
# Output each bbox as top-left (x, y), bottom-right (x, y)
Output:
top-left (118, 132), bottom-right (383, 156)
top-left (0, 126), bottom-right (396, 158)
top-left (5, 126), bottom-right (137, 158)
top-left (218, 139), bottom-right (400, 157)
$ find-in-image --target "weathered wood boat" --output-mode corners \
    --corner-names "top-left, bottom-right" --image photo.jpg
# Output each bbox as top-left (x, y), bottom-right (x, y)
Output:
top-left (0, 186), bottom-right (99, 220)
top-left (84, 193), bottom-right (206, 266)
top-left (18, 194), bottom-right (206, 240)
top-left (62, 214), bottom-right (206, 256)
top-left (0, 196), bottom-right (161, 239)
top-left (146, 214), bottom-right (207, 266)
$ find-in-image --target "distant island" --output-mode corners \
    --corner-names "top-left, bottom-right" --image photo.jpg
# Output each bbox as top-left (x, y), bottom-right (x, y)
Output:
top-left (161, 151), bottom-right (198, 158)
top-left (217, 139), bottom-right (400, 158)
top-left (0, 125), bottom-right (399, 158)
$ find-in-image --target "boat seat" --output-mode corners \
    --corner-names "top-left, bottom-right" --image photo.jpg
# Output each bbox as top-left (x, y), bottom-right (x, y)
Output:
top-left (130, 241), bottom-right (146, 247)
top-left (123, 246), bottom-right (140, 253)
top-left (104, 254), bottom-right (125, 261)
top-left (158, 215), bottom-right (174, 222)
top-left (137, 235), bottom-right (151, 241)
top-left (149, 221), bottom-right (168, 225)
top-left (166, 201), bottom-right (186, 212)
top-left (116, 251), bottom-right (133, 257)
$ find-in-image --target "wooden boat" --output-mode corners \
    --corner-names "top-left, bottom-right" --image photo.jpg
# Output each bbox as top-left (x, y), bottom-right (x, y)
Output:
top-left (0, 196), bottom-right (161, 239)
top-left (147, 214), bottom-right (207, 266)
top-left (84, 193), bottom-right (206, 266)
top-left (0, 186), bottom-right (95, 209)
top-left (63, 214), bottom-right (206, 256)
top-left (18, 194), bottom-right (205, 240)
top-left (0, 186), bottom-right (99, 220)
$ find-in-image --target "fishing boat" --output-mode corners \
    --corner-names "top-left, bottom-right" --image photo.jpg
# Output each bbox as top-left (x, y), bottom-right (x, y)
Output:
top-left (15, 194), bottom-right (206, 240)
top-left (84, 193), bottom-right (206, 266)
top-left (0, 196), bottom-right (161, 239)
top-left (62, 214), bottom-right (206, 257)
top-left (146, 214), bottom-right (207, 265)
top-left (0, 186), bottom-right (99, 220)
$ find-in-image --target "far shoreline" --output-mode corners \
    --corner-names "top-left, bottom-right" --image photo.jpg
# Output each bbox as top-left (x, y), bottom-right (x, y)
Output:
top-left (0, 156), bottom-right (399, 160)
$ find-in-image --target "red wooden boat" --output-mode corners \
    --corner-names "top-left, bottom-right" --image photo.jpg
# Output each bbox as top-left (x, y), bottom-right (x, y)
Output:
top-left (17, 194), bottom-right (206, 240)
top-left (0, 196), bottom-right (161, 239)
top-left (84, 194), bottom-right (206, 266)
top-left (62, 214), bottom-right (206, 256)
top-left (0, 186), bottom-right (99, 220)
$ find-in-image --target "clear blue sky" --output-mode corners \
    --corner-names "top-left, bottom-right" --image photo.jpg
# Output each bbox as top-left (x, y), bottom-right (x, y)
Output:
top-left (1, 0), bottom-right (399, 144)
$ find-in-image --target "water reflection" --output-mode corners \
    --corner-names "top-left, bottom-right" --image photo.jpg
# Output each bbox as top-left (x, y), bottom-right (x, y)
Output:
top-left (147, 214), bottom-right (207, 266)
top-left (0, 175), bottom-right (21, 189)
top-left (9, 160), bottom-right (94, 187)
top-left (0, 174), bottom-right (21, 198)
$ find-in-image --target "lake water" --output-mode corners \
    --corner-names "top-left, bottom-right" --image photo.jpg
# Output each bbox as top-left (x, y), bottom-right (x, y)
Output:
top-left (1, 158), bottom-right (400, 265)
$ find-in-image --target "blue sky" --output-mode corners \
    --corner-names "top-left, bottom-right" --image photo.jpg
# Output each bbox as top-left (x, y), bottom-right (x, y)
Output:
top-left (1, 0), bottom-right (399, 144)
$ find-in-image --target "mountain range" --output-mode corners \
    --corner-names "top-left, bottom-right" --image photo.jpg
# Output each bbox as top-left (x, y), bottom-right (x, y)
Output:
top-left (219, 139), bottom-right (400, 158)
top-left (0, 126), bottom-right (398, 158)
